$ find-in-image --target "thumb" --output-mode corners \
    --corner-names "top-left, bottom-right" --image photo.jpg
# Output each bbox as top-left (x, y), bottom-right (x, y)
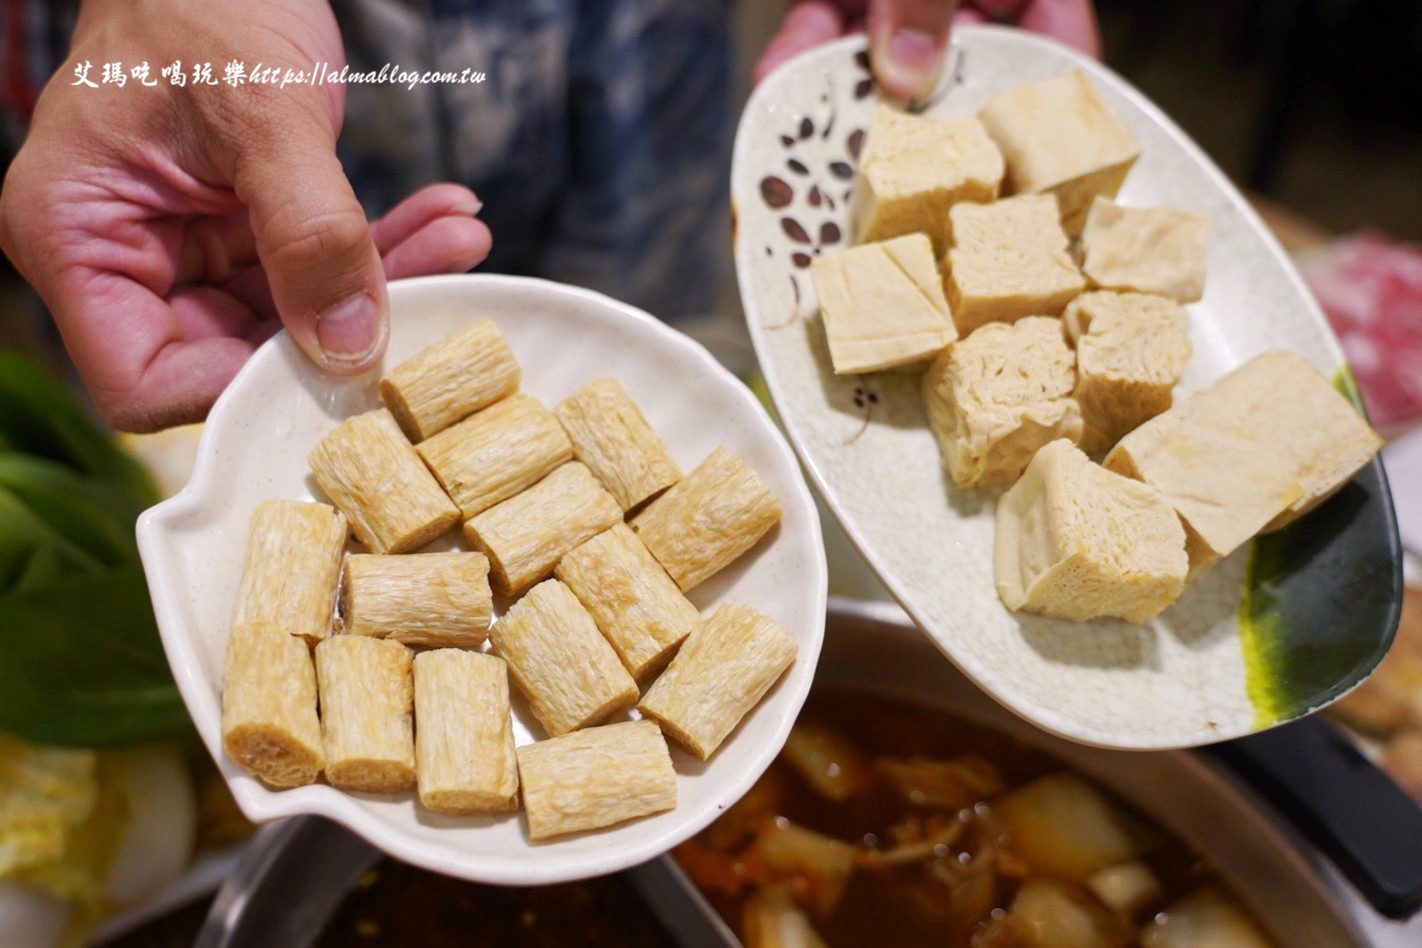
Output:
top-left (234, 124), bottom-right (389, 374)
top-left (867, 0), bottom-right (959, 100)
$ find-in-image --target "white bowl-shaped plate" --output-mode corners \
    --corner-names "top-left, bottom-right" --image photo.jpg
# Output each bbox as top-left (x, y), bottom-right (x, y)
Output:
top-left (734, 28), bottom-right (1400, 750)
top-left (136, 274), bottom-right (827, 884)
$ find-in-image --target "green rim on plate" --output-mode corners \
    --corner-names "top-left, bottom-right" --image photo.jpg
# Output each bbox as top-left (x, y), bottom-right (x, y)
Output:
top-left (1239, 368), bottom-right (1403, 729)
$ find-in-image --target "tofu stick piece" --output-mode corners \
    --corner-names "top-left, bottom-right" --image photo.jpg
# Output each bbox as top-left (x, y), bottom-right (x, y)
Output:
top-left (232, 499), bottom-right (347, 647)
top-left (342, 552), bottom-right (492, 648)
top-left (630, 447), bottom-right (782, 591)
top-left (314, 636), bottom-right (415, 793)
top-left (416, 394), bottom-right (572, 518)
top-left (309, 408), bottom-right (461, 554)
top-left (490, 579), bottom-right (638, 736)
top-left (554, 378), bottom-right (681, 511)
top-left (555, 524), bottom-right (701, 681)
top-left (222, 621), bottom-right (323, 787)
top-left (639, 603), bottom-right (797, 760)
top-left (517, 720), bottom-right (676, 841)
top-left (463, 462), bottom-right (622, 596)
top-left (413, 649), bottom-right (518, 813)
top-left (378, 319), bottom-right (520, 441)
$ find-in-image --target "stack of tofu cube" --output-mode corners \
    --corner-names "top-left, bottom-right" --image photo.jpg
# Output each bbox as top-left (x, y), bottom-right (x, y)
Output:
top-left (813, 70), bottom-right (1381, 624)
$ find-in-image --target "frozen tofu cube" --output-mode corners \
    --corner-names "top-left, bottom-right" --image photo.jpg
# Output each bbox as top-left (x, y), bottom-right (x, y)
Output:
top-left (923, 316), bottom-right (1082, 488)
top-left (944, 195), bottom-right (1085, 335)
top-left (1104, 356), bottom-right (1300, 572)
top-left (1107, 351), bottom-right (1381, 571)
top-left (1207, 351), bottom-right (1382, 531)
top-left (995, 439), bottom-right (1187, 623)
top-left (1081, 198), bottom-right (1209, 302)
top-left (812, 233), bottom-right (958, 374)
top-left (978, 70), bottom-right (1141, 234)
top-left (1064, 291), bottom-right (1192, 454)
top-left (852, 105), bottom-right (1005, 254)
top-left (1109, 427), bottom-right (1299, 578)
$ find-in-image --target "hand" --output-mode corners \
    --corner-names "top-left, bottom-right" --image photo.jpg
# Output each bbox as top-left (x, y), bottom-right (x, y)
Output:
top-left (0, 0), bottom-right (491, 432)
top-left (756, 0), bottom-right (1100, 100)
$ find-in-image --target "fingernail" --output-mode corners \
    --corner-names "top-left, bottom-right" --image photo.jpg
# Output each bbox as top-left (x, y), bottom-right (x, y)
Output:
top-left (880, 28), bottom-right (940, 98)
top-left (316, 292), bottom-right (382, 365)
top-left (454, 197), bottom-right (483, 216)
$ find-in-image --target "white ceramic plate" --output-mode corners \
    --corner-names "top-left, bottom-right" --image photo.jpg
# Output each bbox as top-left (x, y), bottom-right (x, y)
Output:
top-left (734, 28), bottom-right (1400, 750)
top-left (136, 274), bottom-right (827, 885)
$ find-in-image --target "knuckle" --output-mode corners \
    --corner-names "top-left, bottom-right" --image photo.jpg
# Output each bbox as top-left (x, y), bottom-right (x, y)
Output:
top-left (263, 203), bottom-right (371, 275)
top-left (199, 82), bottom-right (289, 153)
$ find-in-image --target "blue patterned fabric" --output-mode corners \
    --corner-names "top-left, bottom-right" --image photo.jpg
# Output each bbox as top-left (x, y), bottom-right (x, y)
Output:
top-left (3, 0), bottom-right (735, 320)
top-left (0, 2), bottom-right (75, 154)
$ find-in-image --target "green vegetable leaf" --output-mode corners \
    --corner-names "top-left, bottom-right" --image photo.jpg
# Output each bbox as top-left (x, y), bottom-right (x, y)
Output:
top-left (8, 543), bottom-right (70, 596)
top-left (0, 456), bottom-right (142, 568)
top-left (0, 353), bottom-right (157, 508)
top-left (0, 486), bottom-right (107, 595)
top-left (0, 353), bottom-right (187, 747)
top-left (0, 565), bottom-right (190, 746)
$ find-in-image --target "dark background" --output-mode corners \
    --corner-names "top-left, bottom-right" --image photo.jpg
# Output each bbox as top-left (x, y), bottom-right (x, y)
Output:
top-left (1096, 0), bottom-right (1422, 240)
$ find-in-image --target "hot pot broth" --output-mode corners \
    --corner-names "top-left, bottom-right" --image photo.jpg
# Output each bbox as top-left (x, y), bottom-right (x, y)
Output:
top-left (674, 690), bottom-right (1275, 947)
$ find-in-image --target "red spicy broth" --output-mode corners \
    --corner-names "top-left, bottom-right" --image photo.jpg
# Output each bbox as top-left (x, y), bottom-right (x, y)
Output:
top-left (674, 689), bottom-right (1275, 947)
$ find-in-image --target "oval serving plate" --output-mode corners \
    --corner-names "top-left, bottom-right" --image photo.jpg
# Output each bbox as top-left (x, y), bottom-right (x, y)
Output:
top-left (136, 274), bottom-right (827, 885)
top-left (733, 27), bottom-right (1401, 749)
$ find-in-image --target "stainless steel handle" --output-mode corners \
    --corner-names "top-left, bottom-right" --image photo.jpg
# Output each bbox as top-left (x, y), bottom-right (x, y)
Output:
top-left (195, 816), bottom-right (382, 948)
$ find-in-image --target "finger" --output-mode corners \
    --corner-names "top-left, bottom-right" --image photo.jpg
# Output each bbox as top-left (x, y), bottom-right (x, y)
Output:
top-left (220, 262), bottom-right (279, 324)
top-left (753, 2), bottom-right (847, 86)
top-left (231, 109), bottom-right (389, 376)
top-left (167, 285), bottom-right (262, 342)
top-left (369, 183), bottom-right (483, 255)
top-left (379, 215), bottom-right (493, 280)
top-left (954, 7), bottom-right (990, 24)
top-left (47, 268), bottom-right (256, 432)
top-left (176, 212), bottom-right (258, 285)
top-left (216, 207), bottom-right (494, 327)
top-left (1017, 0), bottom-right (1100, 58)
top-left (867, 0), bottom-right (959, 100)
top-left (175, 180), bottom-right (487, 305)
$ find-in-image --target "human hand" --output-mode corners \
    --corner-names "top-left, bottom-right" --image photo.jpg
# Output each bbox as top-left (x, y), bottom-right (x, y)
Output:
top-left (0, 0), bottom-right (491, 432)
top-left (756, 0), bottom-right (1100, 100)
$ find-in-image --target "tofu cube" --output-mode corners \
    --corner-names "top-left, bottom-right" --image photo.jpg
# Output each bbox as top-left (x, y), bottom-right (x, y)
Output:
top-left (1104, 357), bottom-right (1300, 573)
top-left (977, 70), bottom-right (1141, 234)
top-left (1108, 351), bottom-right (1382, 569)
top-left (812, 233), bottom-right (958, 374)
top-left (944, 195), bottom-right (1085, 335)
top-left (1240, 351), bottom-right (1383, 531)
top-left (1064, 291), bottom-right (1192, 454)
top-left (852, 105), bottom-right (1004, 254)
top-left (922, 316), bottom-right (1083, 488)
top-left (1081, 198), bottom-right (1209, 303)
top-left (995, 439), bottom-right (1188, 623)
